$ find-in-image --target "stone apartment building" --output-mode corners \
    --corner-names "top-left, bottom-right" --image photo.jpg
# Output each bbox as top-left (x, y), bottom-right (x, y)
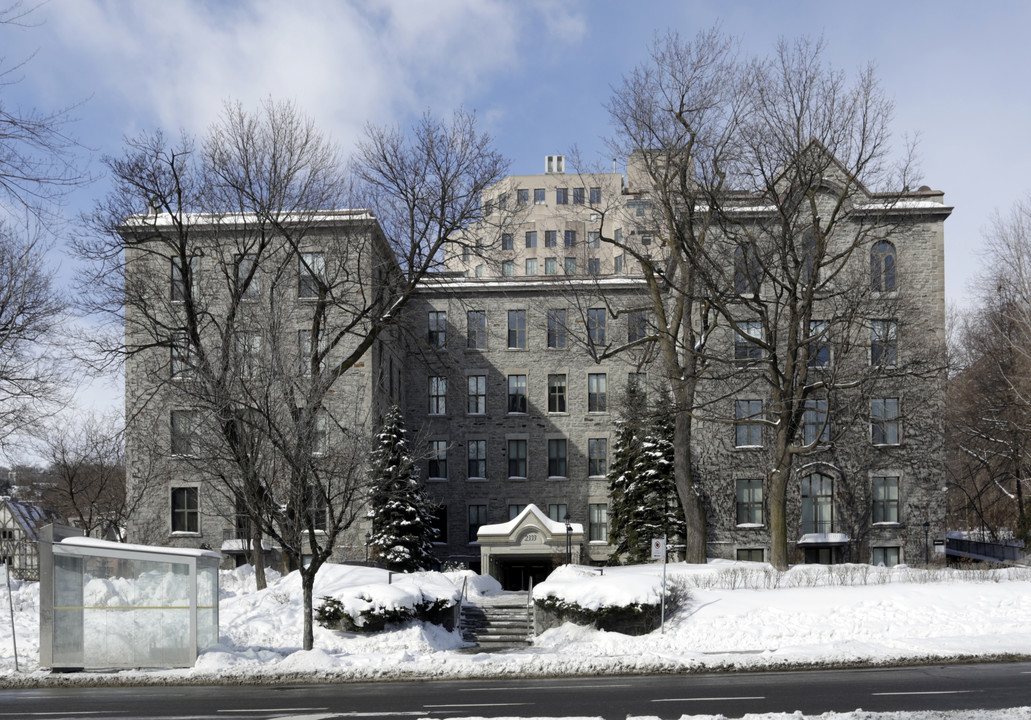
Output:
top-left (124, 152), bottom-right (951, 586)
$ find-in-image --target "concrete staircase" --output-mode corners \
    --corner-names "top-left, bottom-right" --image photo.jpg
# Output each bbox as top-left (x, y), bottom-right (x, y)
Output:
top-left (461, 593), bottom-right (533, 651)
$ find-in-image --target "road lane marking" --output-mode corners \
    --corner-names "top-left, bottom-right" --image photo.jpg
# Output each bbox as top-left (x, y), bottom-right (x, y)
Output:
top-left (423, 703), bottom-right (531, 709)
top-left (652, 696), bottom-right (765, 702)
top-left (873, 691), bottom-right (974, 696)
top-left (219, 710), bottom-right (329, 714)
top-left (462, 684), bottom-right (633, 691)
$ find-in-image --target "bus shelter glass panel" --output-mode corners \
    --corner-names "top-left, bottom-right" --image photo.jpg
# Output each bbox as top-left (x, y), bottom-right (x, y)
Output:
top-left (197, 558), bottom-right (219, 651)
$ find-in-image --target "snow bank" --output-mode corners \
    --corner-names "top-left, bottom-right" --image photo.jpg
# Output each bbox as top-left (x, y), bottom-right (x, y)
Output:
top-left (2, 560), bottom-right (1031, 687)
top-left (533, 564), bottom-right (663, 609)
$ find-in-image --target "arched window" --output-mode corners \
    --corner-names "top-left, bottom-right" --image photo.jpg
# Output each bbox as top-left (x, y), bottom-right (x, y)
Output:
top-left (800, 473), bottom-right (833, 534)
top-left (871, 241), bottom-right (896, 292)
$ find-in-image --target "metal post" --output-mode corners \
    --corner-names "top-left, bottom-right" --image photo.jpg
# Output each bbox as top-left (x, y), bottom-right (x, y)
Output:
top-left (5, 557), bottom-right (16, 672)
top-left (660, 534), bottom-right (667, 635)
top-left (564, 513), bottom-right (572, 565)
top-left (923, 521), bottom-right (930, 565)
top-left (364, 532), bottom-right (371, 566)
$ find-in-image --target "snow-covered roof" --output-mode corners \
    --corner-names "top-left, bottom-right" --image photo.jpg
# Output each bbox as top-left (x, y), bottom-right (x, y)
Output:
top-left (797, 533), bottom-right (850, 546)
top-left (477, 503), bottom-right (584, 538)
top-left (122, 208), bottom-right (376, 229)
top-left (0, 497), bottom-right (60, 542)
top-left (60, 535), bottom-right (222, 560)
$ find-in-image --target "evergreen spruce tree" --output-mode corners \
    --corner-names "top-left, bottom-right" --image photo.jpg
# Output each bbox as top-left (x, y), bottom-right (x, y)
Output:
top-left (632, 394), bottom-right (686, 563)
top-left (606, 378), bottom-right (649, 563)
top-left (367, 405), bottom-right (437, 572)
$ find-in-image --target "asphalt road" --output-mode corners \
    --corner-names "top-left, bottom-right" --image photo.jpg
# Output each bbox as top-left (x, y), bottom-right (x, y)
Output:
top-left (2, 662), bottom-right (1030, 719)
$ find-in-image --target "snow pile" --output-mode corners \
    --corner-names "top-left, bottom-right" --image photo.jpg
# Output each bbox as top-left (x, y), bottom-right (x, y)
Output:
top-left (1, 559), bottom-right (1031, 686)
top-left (533, 564), bottom-right (663, 610)
top-left (459, 709), bottom-right (1031, 713)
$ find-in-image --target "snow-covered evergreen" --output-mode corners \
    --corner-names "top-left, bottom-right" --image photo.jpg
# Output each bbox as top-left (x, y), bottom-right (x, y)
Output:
top-left (367, 406), bottom-right (437, 572)
top-left (608, 384), bottom-right (685, 564)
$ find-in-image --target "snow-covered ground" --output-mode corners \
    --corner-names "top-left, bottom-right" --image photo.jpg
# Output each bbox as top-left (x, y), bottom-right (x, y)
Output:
top-left (1, 559), bottom-right (1030, 692)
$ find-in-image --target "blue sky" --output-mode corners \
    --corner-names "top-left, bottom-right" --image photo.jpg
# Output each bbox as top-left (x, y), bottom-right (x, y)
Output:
top-left (4, 0), bottom-right (1029, 414)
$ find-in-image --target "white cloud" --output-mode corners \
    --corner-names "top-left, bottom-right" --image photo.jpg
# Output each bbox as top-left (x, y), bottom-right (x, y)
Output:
top-left (44, 0), bottom-right (528, 151)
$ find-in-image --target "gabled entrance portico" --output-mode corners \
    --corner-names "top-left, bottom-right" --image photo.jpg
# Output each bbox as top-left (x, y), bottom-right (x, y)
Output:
top-left (476, 504), bottom-right (584, 590)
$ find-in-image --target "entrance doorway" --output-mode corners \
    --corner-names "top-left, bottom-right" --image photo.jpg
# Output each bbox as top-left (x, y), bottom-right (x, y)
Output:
top-left (499, 557), bottom-right (553, 591)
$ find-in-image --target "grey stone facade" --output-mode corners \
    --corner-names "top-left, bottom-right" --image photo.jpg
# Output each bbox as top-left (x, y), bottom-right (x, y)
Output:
top-left (123, 154), bottom-right (951, 579)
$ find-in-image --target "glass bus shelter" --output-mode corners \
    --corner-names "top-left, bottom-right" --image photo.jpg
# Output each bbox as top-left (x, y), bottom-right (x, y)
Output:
top-left (38, 525), bottom-right (221, 670)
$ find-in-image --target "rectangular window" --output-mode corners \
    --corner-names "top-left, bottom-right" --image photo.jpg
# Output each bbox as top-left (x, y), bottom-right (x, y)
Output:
top-left (525, 231), bottom-right (537, 249)
top-left (589, 187), bottom-right (602, 204)
top-left (298, 329), bottom-right (325, 376)
top-left (235, 331), bottom-right (261, 378)
top-left (564, 257), bottom-right (577, 275)
top-left (547, 374), bottom-right (567, 413)
top-left (873, 476), bottom-right (900, 523)
top-left (467, 310), bottom-right (486, 349)
top-left (564, 230), bottom-right (577, 248)
top-left (589, 503), bottom-right (608, 542)
top-left (430, 505), bottom-right (447, 544)
top-left (588, 438), bottom-right (608, 476)
top-left (547, 309), bottom-right (567, 348)
top-left (587, 258), bottom-right (601, 276)
top-left (298, 252), bottom-right (325, 299)
top-left (614, 254), bottom-right (624, 274)
top-left (735, 399), bottom-right (763, 447)
top-left (468, 440), bottom-right (486, 478)
top-left (428, 376), bottom-right (447, 415)
top-left (312, 411), bottom-right (329, 457)
top-left (871, 398), bottom-right (900, 445)
top-left (467, 375), bottom-right (486, 414)
top-left (556, 188), bottom-right (568, 205)
top-left (545, 230), bottom-right (557, 247)
top-left (170, 409), bottom-right (197, 456)
top-left (170, 256), bottom-right (198, 302)
top-left (572, 187), bottom-right (585, 205)
top-left (508, 374), bottom-right (527, 413)
top-left (171, 334), bottom-right (194, 380)
top-left (171, 487), bottom-right (199, 533)
top-left (548, 438), bottom-right (567, 477)
top-left (468, 504), bottom-right (487, 542)
top-left (509, 504), bottom-right (527, 520)
top-left (801, 474), bottom-right (834, 534)
top-left (508, 439), bottom-right (527, 478)
top-left (548, 504), bottom-right (568, 522)
top-left (502, 233), bottom-right (514, 250)
top-left (428, 440), bottom-right (447, 479)
top-left (517, 189), bottom-right (529, 205)
top-left (736, 478), bottom-right (763, 525)
top-left (627, 310), bottom-right (648, 343)
top-left (428, 311), bottom-right (446, 348)
top-left (545, 257), bottom-right (558, 275)
top-left (871, 320), bottom-right (898, 366)
top-left (809, 320), bottom-right (830, 367)
top-left (588, 373), bottom-right (607, 412)
top-left (735, 320), bottom-right (763, 362)
top-left (587, 231), bottom-right (600, 248)
top-left (534, 188), bottom-right (546, 205)
top-left (508, 310), bottom-right (526, 349)
top-left (236, 253), bottom-right (258, 300)
top-left (525, 258), bottom-right (538, 276)
top-left (737, 548), bottom-right (765, 562)
top-left (502, 260), bottom-right (515, 277)
top-left (872, 546), bottom-right (900, 567)
top-left (803, 398), bottom-right (829, 445)
top-left (588, 308), bottom-right (606, 347)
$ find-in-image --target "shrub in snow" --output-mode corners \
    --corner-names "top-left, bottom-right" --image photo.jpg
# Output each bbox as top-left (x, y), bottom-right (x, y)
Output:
top-left (533, 565), bottom-right (690, 635)
top-left (314, 573), bottom-right (462, 633)
top-left (315, 594), bottom-right (456, 633)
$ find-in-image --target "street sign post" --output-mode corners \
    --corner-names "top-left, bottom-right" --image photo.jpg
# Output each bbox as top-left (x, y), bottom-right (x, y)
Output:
top-left (653, 536), bottom-right (668, 633)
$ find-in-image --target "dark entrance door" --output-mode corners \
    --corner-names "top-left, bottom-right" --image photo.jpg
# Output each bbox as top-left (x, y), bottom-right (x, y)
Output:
top-left (499, 557), bottom-right (553, 590)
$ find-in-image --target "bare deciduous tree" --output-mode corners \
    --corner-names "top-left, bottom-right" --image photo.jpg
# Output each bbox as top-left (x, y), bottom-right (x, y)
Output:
top-left (603, 30), bottom-right (943, 569)
top-left (76, 100), bottom-right (507, 650)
